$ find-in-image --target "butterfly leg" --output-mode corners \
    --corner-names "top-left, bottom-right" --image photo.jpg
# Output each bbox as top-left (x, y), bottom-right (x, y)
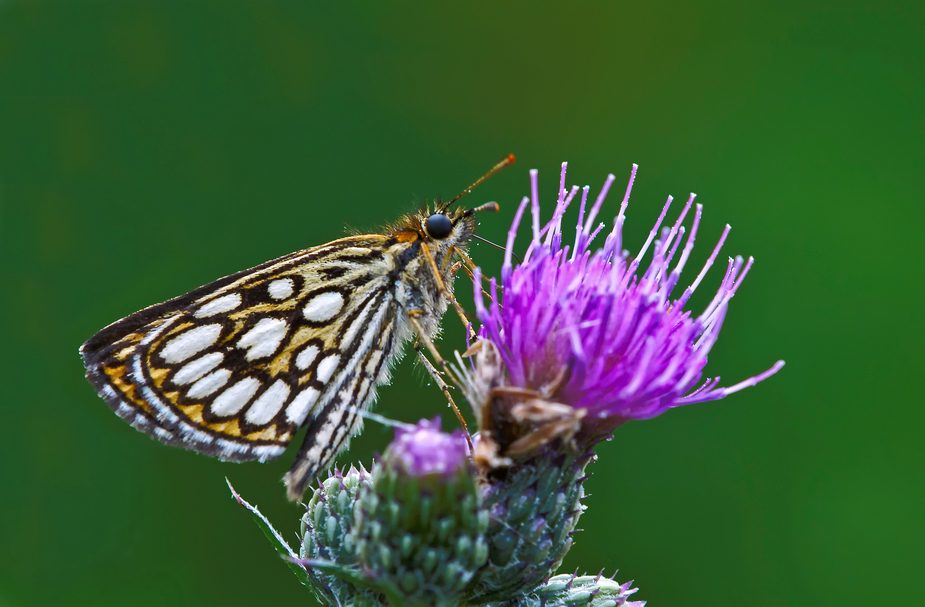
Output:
top-left (455, 249), bottom-right (479, 273)
top-left (445, 257), bottom-right (481, 343)
top-left (419, 241), bottom-right (471, 330)
top-left (455, 250), bottom-right (497, 308)
top-left (415, 346), bottom-right (473, 450)
top-left (442, 244), bottom-right (458, 274)
top-left (408, 312), bottom-right (473, 447)
top-left (449, 260), bottom-right (465, 276)
top-left (442, 245), bottom-right (475, 283)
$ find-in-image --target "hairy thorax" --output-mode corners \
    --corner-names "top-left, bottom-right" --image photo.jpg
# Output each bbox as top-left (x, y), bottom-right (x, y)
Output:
top-left (388, 208), bottom-right (476, 339)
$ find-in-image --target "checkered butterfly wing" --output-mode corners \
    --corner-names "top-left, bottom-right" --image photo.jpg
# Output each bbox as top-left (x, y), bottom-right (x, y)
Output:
top-left (81, 235), bottom-right (401, 485)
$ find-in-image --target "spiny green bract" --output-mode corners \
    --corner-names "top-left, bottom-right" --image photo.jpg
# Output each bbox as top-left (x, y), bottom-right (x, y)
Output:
top-left (353, 463), bottom-right (489, 606)
top-left (497, 573), bottom-right (643, 607)
top-left (464, 446), bottom-right (593, 604)
top-left (300, 453), bottom-right (489, 607)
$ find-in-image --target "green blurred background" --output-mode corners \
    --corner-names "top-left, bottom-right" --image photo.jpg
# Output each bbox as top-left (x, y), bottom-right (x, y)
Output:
top-left (1, 1), bottom-right (922, 605)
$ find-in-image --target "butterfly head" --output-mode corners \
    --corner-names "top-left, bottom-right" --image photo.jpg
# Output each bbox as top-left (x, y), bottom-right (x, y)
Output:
top-left (416, 201), bottom-right (499, 253)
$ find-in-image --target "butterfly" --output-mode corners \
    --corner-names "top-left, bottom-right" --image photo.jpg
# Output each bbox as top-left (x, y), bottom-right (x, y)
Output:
top-left (80, 154), bottom-right (514, 501)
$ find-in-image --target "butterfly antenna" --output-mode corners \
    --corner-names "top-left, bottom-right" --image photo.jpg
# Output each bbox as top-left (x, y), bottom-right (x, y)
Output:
top-left (441, 153), bottom-right (516, 212)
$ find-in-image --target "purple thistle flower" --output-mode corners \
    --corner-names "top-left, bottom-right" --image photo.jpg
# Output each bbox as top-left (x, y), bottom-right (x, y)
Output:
top-left (473, 162), bottom-right (783, 435)
top-left (386, 417), bottom-right (470, 478)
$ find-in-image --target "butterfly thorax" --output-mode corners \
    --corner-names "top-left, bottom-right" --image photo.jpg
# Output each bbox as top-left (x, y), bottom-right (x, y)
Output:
top-left (386, 206), bottom-right (476, 337)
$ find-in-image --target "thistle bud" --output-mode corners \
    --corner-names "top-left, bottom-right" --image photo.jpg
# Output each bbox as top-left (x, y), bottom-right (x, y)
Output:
top-left (465, 445), bottom-right (592, 604)
top-left (517, 572), bottom-right (645, 607)
top-left (353, 418), bottom-right (489, 606)
top-left (299, 465), bottom-right (377, 606)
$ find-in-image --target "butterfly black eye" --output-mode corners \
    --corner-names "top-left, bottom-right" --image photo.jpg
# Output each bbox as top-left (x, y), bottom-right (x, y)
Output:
top-left (425, 213), bottom-right (453, 239)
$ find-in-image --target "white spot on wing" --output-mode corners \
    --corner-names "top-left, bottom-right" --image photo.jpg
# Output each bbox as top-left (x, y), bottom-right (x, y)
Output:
top-left (268, 278), bottom-right (294, 300)
top-left (295, 344), bottom-right (320, 370)
top-left (316, 354), bottom-right (340, 383)
top-left (173, 352), bottom-right (224, 385)
top-left (303, 291), bottom-right (345, 322)
top-left (160, 324), bottom-right (223, 364)
top-left (286, 387), bottom-right (320, 425)
top-left (195, 293), bottom-right (242, 318)
top-left (245, 380), bottom-right (290, 425)
top-left (187, 368), bottom-right (232, 399)
top-left (211, 377), bottom-right (261, 416)
top-left (237, 318), bottom-right (288, 361)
